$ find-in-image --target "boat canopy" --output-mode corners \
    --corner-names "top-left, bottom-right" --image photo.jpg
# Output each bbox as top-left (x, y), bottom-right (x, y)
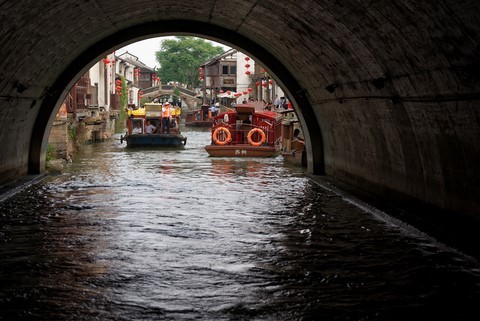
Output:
top-left (127, 108), bottom-right (146, 117)
top-left (235, 105), bottom-right (255, 115)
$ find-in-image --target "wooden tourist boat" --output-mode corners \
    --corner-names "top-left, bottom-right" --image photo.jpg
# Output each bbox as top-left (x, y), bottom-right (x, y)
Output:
top-left (121, 102), bottom-right (187, 147)
top-left (185, 104), bottom-right (214, 127)
top-left (205, 103), bottom-right (282, 157)
top-left (279, 109), bottom-right (307, 167)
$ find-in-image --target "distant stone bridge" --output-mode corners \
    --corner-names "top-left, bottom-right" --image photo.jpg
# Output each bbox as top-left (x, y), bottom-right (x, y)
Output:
top-left (142, 85), bottom-right (203, 109)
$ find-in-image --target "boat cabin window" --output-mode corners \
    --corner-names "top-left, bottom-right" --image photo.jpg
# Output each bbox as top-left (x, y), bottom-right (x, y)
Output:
top-left (131, 119), bottom-right (144, 134)
top-left (148, 119), bottom-right (161, 131)
top-left (237, 114), bottom-right (249, 122)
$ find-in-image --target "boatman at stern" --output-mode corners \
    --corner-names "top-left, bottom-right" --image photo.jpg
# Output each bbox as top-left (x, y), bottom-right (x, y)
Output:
top-left (162, 102), bottom-right (172, 134)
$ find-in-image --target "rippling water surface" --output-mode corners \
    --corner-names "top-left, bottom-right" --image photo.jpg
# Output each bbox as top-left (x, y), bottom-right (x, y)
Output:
top-left (1, 129), bottom-right (480, 320)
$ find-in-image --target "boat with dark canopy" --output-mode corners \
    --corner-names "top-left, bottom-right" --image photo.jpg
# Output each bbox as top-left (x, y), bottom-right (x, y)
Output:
top-left (121, 102), bottom-right (187, 148)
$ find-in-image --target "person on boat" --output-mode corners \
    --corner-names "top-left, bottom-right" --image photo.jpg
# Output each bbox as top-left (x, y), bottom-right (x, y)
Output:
top-left (210, 104), bottom-right (217, 117)
top-left (292, 128), bottom-right (303, 142)
top-left (132, 123), bottom-right (143, 134)
top-left (173, 104), bottom-right (181, 127)
top-left (162, 102), bottom-right (172, 134)
top-left (273, 95), bottom-right (280, 110)
top-left (145, 120), bottom-right (156, 134)
top-left (287, 100), bottom-right (293, 109)
top-left (280, 97), bottom-right (287, 109)
top-left (291, 128), bottom-right (304, 149)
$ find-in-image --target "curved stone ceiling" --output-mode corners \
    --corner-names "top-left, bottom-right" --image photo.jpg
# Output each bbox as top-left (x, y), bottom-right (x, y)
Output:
top-left (0, 1), bottom-right (479, 221)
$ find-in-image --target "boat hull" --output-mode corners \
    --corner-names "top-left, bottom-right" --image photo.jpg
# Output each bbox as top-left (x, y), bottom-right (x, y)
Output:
top-left (124, 134), bottom-right (187, 147)
top-left (205, 144), bottom-right (278, 157)
top-left (282, 150), bottom-right (306, 166)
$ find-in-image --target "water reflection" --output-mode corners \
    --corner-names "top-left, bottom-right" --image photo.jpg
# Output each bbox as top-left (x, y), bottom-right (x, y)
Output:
top-left (1, 130), bottom-right (479, 320)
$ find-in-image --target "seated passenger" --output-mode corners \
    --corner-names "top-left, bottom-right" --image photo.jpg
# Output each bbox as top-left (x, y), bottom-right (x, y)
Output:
top-left (132, 123), bottom-right (142, 134)
top-left (145, 120), bottom-right (156, 134)
top-left (291, 128), bottom-right (305, 151)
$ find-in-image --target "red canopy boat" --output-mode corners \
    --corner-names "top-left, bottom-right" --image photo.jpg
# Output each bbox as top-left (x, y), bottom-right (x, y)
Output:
top-left (205, 103), bottom-right (282, 157)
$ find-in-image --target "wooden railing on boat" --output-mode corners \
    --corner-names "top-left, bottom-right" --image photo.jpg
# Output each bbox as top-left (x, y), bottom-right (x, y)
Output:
top-left (210, 123), bottom-right (278, 146)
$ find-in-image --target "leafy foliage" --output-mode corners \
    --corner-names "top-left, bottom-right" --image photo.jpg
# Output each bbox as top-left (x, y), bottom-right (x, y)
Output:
top-left (115, 76), bottom-right (128, 133)
top-left (156, 37), bottom-right (224, 88)
top-left (120, 76), bottom-right (128, 110)
top-left (45, 144), bottom-right (55, 162)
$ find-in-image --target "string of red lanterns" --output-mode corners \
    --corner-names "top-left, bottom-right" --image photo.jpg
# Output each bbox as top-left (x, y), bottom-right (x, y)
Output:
top-left (115, 79), bottom-right (122, 93)
top-left (244, 56), bottom-right (251, 76)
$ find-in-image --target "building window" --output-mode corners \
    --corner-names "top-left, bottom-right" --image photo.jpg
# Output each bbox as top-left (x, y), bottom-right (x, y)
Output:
top-left (222, 65), bottom-right (229, 75)
top-left (230, 66), bottom-right (236, 75)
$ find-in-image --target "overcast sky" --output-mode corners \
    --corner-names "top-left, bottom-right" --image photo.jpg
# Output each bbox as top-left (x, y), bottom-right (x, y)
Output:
top-left (116, 37), bottom-right (230, 69)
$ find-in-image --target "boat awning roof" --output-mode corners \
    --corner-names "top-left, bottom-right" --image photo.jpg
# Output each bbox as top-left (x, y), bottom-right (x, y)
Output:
top-left (128, 109), bottom-right (146, 117)
top-left (235, 105), bottom-right (255, 114)
top-left (277, 109), bottom-right (296, 114)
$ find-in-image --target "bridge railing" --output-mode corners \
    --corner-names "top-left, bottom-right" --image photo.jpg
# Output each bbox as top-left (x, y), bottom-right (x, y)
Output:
top-left (142, 85), bottom-right (198, 98)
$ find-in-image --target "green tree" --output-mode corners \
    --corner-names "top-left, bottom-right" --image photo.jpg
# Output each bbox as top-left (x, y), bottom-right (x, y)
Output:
top-left (173, 87), bottom-right (180, 105)
top-left (156, 37), bottom-right (224, 88)
top-left (120, 76), bottom-right (127, 109)
top-left (115, 76), bottom-right (128, 133)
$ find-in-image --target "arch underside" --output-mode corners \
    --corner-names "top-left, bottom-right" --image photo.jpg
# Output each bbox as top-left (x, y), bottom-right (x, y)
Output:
top-left (0, 0), bottom-right (479, 223)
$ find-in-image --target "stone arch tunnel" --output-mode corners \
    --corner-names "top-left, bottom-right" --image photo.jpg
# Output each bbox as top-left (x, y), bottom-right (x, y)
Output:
top-left (1, 1), bottom-right (479, 242)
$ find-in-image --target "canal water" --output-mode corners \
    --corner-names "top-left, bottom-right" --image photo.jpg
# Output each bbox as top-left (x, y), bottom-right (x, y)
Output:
top-left (1, 129), bottom-right (479, 321)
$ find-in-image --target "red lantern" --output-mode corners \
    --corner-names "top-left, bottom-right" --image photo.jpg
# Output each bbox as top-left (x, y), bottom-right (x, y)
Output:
top-left (115, 79), bottom-right (122, 86)
top-left (248, 87), bottom-right (253, 92)
top-left (103, 58), bottom-right (110, 64)
top-left (243, 91), bottom-right (248, 95)
top-left (262, 82), bottom-right (267, 87)
top-left (227, 91), bottom-right (231, 95)
top-left (245, 63), bottom-right (250, 68)
top-left (115, 86), bottom-right (122, 92)
top-left (255, 81), bottom-right (260, 87)
top-left (139, 91), bottom-right (143, 95)
top-left (245, 70), bottom-right (251, 75)
top-left (245, 57), bottom-right (250, 61)
top-left (110, 59), bottom-right (116, 64)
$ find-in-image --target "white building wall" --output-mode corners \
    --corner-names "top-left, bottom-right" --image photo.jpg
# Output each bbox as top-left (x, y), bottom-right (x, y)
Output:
top-left (236, 51), bottom-right (254, 103)
top-left (88, 61), bottom-right (109, 110)
top-left (235, 51), bottom-right (285, 104)
top-left (107, 53), bottom-right (117, 110)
